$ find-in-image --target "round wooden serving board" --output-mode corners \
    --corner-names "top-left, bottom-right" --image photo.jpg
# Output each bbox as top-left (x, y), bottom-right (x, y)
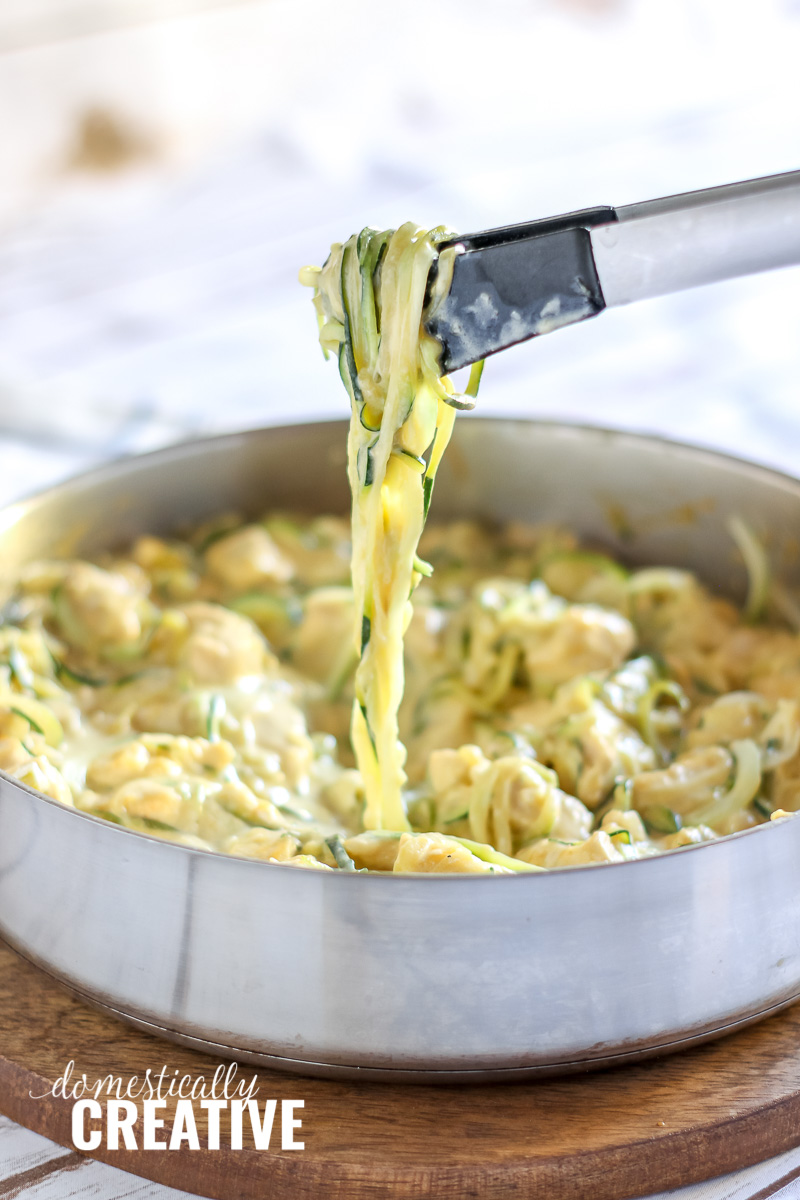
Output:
top-left (2, 941), bottom-right (800, 1199)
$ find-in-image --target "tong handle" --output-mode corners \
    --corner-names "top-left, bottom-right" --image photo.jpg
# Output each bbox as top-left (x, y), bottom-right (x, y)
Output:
top-left (590, 169), bottom-right (800, 306)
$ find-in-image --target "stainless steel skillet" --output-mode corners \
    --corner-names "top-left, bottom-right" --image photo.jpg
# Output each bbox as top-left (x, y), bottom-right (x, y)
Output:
top-left (1, 418), bottom-right (800, 1083)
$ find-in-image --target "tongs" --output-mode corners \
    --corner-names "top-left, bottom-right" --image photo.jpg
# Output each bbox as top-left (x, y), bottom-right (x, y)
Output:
top-left (426, 169), bottom-right (800, 373)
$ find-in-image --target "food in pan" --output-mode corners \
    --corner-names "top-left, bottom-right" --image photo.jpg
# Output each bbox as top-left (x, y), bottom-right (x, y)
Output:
top-left (0, 503), bottom-right (796, 873)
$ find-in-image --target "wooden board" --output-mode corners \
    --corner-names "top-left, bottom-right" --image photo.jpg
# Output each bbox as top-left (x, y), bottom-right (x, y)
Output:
top-left (2, 940), bottom-right (800, 1200)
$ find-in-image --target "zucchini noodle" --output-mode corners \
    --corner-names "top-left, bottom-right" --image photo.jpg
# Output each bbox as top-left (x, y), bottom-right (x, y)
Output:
top-left (637, 679), bottom-right (689, 765)
top-left (301, 224), bottom-right (483, 831)
top-left (727, 516), bottom-right (770, 623)
top-left (692, 739), bottom-right (762, 826)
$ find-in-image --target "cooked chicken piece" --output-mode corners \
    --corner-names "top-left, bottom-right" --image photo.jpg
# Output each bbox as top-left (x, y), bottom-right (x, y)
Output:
top-left (56, 563), bottom-right (149, 655)
top-left (205, 526), bottom-right (294, 590)
top-left (393, 831), bottom-right (509, 874)
top-left (517, 830), bottom-right (624, 868)
top-left (632, 746), bottom-right (733, 818)
top-left (540, 695), bottom-right (655, 809)
top-left (224, 828), bottom-right (300, 862)
top-left (180, 602), bottom-right (274, 683)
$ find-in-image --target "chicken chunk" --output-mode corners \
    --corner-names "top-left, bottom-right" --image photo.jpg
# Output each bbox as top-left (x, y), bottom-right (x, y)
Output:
top-left (205, 526), bottom-right (294, 591)
top-left (56, 563), bottom-right (150, 656)
top-left (632, 746), bottom-right (733, 818)
top-left (521, 605), bottom-right (636, 695)
top-left (393, 831), bottom-right (508, 874)
top-left (223, 828), bottom-right (300, 862)
top-left (540, 693), bottom-right (656, 809)
top-left (516, 830), bottom-right (624, 869)
top-left (180, 602), bottom-right (274, 683)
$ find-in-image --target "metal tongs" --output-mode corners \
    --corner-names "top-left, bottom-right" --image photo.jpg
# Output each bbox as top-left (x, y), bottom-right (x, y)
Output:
top-left (426, 169), bottom-right (800, 373)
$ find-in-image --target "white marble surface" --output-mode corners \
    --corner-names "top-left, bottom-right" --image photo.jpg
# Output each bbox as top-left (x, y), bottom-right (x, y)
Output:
top-left (1, 0), bottom-right (800, 1195)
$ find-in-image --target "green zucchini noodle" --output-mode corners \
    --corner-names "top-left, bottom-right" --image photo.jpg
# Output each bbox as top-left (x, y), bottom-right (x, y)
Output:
top-left (300, 224), bottom-right (480, 831)
top-left (727, 515), bottom-right (770, 623)
top-left (637, 679), bottom-right (689, 765)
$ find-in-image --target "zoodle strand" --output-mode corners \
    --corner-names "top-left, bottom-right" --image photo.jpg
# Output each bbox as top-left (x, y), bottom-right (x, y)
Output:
top-left (301, 222), bottom-right (481, 830)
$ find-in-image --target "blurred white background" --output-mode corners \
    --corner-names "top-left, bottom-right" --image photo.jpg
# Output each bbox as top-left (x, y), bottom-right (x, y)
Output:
top-left (0, 0), bottom-right (799, 501)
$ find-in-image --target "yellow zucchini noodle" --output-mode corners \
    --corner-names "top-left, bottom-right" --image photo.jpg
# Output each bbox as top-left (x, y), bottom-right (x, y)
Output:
top-left (300, 224), bottom-right (482, 831)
